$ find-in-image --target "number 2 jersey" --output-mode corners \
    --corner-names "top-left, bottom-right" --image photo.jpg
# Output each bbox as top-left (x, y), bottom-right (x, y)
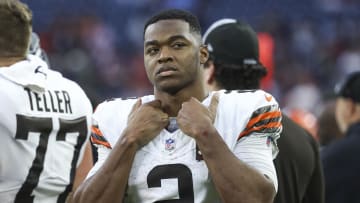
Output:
top-left (0, 55), bottom-right (93, 203)
top-left (89, 90), bottom-right (282, 203)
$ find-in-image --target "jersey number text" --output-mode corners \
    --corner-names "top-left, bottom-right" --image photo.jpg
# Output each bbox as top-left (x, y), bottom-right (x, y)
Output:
top-left (14, 115), bottom-right (87, 203)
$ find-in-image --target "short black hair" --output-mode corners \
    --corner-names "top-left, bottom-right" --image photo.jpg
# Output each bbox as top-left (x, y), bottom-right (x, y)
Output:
top-left (202, 18), bottom-right (267, 90)
top-left (205, 58), bottom-right (267, 90)
top-left (143, 9), bottom-right (201, 37)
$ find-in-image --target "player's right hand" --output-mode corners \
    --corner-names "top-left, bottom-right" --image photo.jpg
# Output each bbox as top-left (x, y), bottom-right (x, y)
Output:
top-left (126, 99), bottom-right (169, 149)
top-left (177, 93), bottom-right (219, 139)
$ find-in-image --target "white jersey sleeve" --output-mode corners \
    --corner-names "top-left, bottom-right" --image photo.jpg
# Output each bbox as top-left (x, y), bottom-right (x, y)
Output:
top-left (208, 89), bottom-right (282, 191)
top-left (0, 56), bottom-right (93, 203)
top-left (234, 136), bottom-right (278, 190)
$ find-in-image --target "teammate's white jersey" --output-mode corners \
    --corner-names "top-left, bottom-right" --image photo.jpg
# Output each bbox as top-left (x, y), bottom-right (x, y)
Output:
top-left (0, 55), bottom-right (93, 203)
top-left (89, 90), bottom-right (282, 203)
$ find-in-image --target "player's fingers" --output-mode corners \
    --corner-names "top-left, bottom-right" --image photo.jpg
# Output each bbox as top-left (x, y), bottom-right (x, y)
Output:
top-left (146, 99), bottom-right (162, 109)
top-left (159, 112), bottom-right (170, 124)
top-left (209, 93), bottom-right (219, 120)
top-left (128, 99), bottom-right (142, 124)
top-left (130, 98), bottom-right (142, 114)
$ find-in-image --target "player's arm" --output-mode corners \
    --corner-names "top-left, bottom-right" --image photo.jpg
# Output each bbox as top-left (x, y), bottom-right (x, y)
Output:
top-left (69, 99), bottom-right (169, 203)
top-left (73, 141), bottom-right (94, 190)
top-left (177, 94), bottom-right (280, 203)
top-left (201, 130), bottom-right (276, 203)
top-left (69, 130), bottom-right (138, 203)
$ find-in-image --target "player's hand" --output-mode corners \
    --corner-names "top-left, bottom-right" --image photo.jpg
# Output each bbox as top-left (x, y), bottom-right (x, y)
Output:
top-left (126, 99), bottom-right (169, 148)
top-left (177, 93), bottom-right (219, 138)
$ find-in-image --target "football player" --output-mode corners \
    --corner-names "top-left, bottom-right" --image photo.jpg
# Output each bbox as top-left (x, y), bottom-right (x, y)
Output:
top-left (0, 1), bottom-right (93, 202)
top-left (202, 18), bottom-right (325, 203)
top-left (72, 9), bottom-right (281, 203)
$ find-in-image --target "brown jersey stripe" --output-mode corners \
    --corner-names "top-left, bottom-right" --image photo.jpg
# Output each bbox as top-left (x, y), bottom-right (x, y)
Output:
top-left (252, 116), bottom-right (282, 128)
top-left (238, 121), bottom-right (282, 139)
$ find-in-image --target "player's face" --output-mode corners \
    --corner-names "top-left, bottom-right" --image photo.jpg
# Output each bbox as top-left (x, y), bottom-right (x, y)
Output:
top-left (144, 19), bottom-right (208, 95)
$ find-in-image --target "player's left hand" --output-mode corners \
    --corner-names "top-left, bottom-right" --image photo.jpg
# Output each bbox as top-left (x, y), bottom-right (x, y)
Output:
top-left (177, 93), bottom-right (219, 138)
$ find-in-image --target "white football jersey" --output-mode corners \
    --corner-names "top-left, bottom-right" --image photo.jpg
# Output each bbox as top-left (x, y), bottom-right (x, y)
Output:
top-left (89, 89), bottom-right (282, 203)
top-left (0, 55), bottom-right (93, 203)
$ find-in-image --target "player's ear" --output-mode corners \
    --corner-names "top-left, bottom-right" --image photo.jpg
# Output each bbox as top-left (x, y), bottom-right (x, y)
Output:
top-left (200, 44), bottom-right (209, 65)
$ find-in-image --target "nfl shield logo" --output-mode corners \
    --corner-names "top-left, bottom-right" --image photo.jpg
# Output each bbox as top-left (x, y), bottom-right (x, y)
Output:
top-left (165, 138), bottom-right (176, 151)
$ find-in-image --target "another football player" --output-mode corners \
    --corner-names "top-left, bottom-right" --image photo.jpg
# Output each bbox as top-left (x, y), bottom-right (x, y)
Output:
top-left (0, 1), bottom-right (93, 202)
top-left (202, 18), bottom-right (325, 203)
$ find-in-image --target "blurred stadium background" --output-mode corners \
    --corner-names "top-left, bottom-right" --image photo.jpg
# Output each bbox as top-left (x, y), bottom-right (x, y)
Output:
top-left (23, 0), bottom-right (360, 134)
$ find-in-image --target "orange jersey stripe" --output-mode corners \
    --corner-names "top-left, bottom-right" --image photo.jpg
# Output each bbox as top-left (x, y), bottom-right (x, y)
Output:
top-left (90, 136), bottom-right (111, 149)
top-left (239, 121), bottom-right (282, 139)
top-left (91, 125), bottom-right (112, 149)
top-left (91, 126), bottom-right (104, 137)
top-left (245, 111), bottom-right (282, 130)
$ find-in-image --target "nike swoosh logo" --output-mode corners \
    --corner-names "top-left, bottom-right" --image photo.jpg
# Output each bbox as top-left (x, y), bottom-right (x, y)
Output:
top-left (265, 94), bottom-right (272, 102)
top-left (34, 66), bottom-right (47, 77)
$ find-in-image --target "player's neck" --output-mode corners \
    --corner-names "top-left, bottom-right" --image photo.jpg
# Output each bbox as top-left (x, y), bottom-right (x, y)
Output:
top-left (155, 84), bottom-right (207, 117)
top-left (208, 83), bottom-right (222, 92)
top-left (0, 56), bottom-right (25, 67)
